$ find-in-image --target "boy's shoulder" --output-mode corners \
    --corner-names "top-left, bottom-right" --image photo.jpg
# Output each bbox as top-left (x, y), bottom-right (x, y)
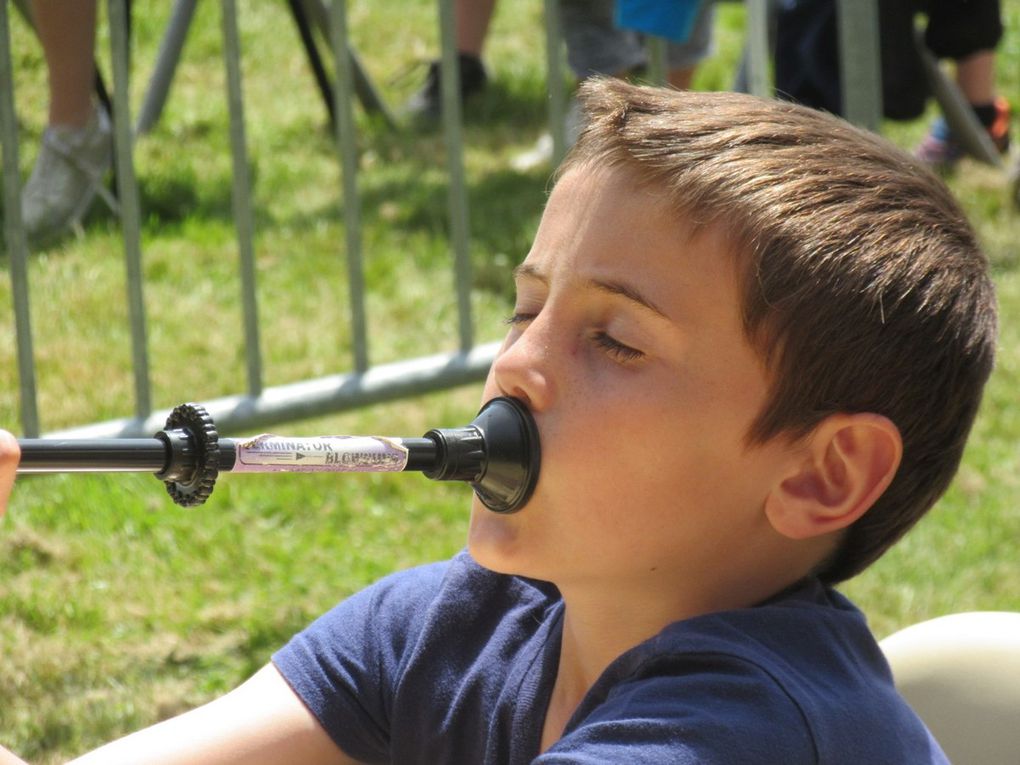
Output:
top-left (279, 549), bottom-right (559, 676)
top-left (554, 578), bottom-right (947, 764)
top-left (275, 551), bottom-right (564, 763)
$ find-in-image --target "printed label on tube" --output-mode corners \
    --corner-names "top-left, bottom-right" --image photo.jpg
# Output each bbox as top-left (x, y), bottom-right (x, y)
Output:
top-left (233, 435), bottom-right (409, 473)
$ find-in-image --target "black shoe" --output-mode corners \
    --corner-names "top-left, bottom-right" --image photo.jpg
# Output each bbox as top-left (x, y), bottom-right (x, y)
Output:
top-left (404, 53), bottom-right (488, 124)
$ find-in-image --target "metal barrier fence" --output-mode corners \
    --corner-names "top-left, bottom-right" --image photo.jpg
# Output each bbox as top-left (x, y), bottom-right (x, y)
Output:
top-left (0, 0), bottom-right (881, 440)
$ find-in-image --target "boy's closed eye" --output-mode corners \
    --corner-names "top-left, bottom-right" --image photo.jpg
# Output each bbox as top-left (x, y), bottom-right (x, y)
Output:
top-left (592, 330), bottom-right (645, 362)
top-left (504, 312), bottom-right (647, 364)
top-left (504, 312), bottom-right (537, 325)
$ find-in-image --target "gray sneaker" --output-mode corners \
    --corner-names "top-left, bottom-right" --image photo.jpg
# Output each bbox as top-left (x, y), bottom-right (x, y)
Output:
top-left (21, 107), bottom-right (117, 243)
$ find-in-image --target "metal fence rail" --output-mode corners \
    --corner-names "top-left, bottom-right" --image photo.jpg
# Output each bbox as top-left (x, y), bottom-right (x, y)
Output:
top-left (1, 0), bottom-right (883, 440)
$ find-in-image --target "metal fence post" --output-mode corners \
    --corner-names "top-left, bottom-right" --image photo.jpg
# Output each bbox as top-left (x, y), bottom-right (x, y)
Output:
top-left (744, 0), bottom-right (772, 98)
top-left (220, 0), bottom-right (264, 396)
top-left (108, 0), bottom-right (153, 420)
top-left (836, 0), bottom-right (882, 131)
top-left (0, 1), bottom-right (39, 436)
top-left (136, 0), bottom-right (198, 135)
top-left (543, 0), bottom-right (567, 167)
top-left (438, 0), bottom-right (474, 352)
top-left (328, 0), bottom-right (369, 373)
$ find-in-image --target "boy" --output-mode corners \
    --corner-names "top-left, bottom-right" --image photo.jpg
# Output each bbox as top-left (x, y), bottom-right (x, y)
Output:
top-left (0, 77), bottom-right (996, 763)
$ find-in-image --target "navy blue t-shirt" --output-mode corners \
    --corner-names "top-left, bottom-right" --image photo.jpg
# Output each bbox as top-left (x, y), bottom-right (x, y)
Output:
top-left (272, 551), bottom-right (947, 764)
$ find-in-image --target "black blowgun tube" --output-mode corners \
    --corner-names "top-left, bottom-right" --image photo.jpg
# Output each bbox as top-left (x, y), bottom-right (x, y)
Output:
top-left (16, 397), bottom-right (540, 513)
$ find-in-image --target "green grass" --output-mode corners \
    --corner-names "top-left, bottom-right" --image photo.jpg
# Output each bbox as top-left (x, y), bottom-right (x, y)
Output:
top-left (1, 2), bottom-right (1019, 760)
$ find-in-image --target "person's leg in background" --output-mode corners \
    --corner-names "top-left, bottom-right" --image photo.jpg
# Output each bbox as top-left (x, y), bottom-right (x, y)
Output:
top-left (512, 0), bottom-right (643, 170)
top-left (665, 1), bottom-right (715, 90)
top-left (36, 0), bottom-right (97, 128)
top-left (915, 0), bottom-right (1010, 167)
top-left (513, 0), bottom-right (715, 171)
top-left (404, 0), bottom-right (498, 124)
top-left (560, 0), bottom-right (715, 140)
top-left (22, 0), bottom-right (114, 243)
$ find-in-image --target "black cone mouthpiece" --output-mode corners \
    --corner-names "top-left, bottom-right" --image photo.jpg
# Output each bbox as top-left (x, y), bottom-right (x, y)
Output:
top-left (471, 397), bottom-right (541, 513)
top-left (424, 396), bottom-right (541, 514)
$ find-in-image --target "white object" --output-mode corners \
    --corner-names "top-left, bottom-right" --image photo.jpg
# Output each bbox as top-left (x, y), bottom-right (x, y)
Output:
top-left (880, 611), bottom-right (1020, 765)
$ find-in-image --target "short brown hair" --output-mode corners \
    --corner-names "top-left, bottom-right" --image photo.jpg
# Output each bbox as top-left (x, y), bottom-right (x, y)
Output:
top-left (562, 77), bottom-right (997, 583)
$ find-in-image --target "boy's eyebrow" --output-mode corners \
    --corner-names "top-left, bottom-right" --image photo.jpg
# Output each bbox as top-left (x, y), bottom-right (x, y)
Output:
top-left (588, 278), bottom-right (669, 320)
top-left (513, 264), bottom-right (668, 320)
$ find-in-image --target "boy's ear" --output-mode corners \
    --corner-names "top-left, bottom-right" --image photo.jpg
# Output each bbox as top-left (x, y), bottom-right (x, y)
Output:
top-left (764, 414), bottom-right (902, 540)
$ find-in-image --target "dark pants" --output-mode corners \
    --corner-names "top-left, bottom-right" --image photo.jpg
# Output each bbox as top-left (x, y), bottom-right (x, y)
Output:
top-left (774, 0), bottom-right (1003, 120)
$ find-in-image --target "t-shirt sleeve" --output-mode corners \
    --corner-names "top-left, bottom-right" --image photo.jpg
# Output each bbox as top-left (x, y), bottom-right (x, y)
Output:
top-left (271, 562), bottom-right (448, 764)
top-left (533, 653), bottom-right (816, 765)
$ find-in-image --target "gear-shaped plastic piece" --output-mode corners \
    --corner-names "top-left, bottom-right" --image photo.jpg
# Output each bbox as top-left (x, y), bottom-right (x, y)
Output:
top-left (157, 402), bottom-right (220, 507)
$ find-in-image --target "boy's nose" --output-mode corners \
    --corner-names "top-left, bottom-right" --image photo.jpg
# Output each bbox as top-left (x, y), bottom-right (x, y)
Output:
top-left (491, 326), bottom-right (554, 413)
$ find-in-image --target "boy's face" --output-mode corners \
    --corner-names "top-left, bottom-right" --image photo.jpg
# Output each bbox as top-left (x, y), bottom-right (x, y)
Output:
top-left (469, 165), bottom-right (799, 603)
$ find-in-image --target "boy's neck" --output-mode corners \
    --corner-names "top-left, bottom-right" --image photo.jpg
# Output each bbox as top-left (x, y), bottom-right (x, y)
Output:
top-left (539, 585), bottom-right (700, 752)
top-left (540, 587), bottom-right (687, 752)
